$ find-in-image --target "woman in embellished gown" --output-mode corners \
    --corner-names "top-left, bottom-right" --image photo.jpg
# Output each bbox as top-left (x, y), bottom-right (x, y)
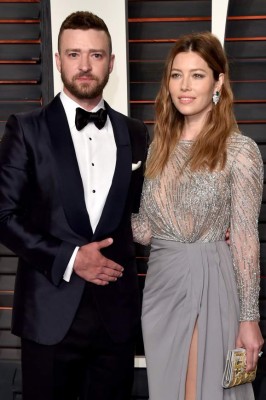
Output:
top-left (132, 32), bottom-right (264, 400)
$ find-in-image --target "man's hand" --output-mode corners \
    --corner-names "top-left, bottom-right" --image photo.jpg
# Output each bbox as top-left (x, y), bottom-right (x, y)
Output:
top-left (73, 238), bottom-right (123, 286)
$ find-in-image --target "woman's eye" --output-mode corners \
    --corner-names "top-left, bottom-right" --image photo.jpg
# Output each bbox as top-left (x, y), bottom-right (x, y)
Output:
top-left (193, 73), bottom-right (204, 79)
top-left (171, 73), bottom-right (181, 79)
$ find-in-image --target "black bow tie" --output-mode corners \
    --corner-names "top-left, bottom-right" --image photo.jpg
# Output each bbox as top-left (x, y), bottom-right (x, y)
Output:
top-left (75, 107), bottom-right (108, 131)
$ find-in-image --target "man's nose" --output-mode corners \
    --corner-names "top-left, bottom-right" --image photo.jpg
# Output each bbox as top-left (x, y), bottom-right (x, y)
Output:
top-left (79, 55), bottom-right (92, 71)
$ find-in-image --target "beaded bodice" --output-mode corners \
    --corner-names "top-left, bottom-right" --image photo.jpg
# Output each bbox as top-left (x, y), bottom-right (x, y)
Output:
top-left (132, 133), bottom-right (263, 321)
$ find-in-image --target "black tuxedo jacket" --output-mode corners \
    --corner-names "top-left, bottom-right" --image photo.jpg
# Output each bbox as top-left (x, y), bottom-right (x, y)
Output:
top-left (0, 95), bottom-right (149, 345)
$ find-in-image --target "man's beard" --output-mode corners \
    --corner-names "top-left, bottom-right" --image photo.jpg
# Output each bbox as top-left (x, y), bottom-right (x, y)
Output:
top-left (61, 70), bottom-right (110, 100)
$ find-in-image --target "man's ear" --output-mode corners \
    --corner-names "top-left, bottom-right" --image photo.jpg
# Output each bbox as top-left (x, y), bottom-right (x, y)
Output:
top-left (109, 54), bottom-right (115, 74)
top-left (55, 52), bottom-right (62, 73)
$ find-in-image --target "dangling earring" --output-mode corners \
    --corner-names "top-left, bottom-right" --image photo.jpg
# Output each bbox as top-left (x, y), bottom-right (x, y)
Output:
top-left (212, 91), bottom-right (220, 105)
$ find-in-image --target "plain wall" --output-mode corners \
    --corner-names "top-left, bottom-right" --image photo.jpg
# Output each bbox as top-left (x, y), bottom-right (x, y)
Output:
top-left (212, 0), bottom-right (229, 45)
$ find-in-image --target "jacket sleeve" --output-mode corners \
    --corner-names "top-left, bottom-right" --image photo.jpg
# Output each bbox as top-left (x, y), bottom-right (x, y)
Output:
top-left (0, 115), bottom-right (76, 286)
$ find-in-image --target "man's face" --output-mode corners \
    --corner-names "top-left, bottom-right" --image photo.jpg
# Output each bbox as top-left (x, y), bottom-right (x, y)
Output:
top-left (55, 29), bottom-right (114, 107)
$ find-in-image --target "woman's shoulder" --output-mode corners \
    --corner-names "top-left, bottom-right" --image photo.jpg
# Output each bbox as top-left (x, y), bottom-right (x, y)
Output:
top-left (228, 132), bottom-right (262, 167)
top-left (228, 132), bottom-right (260, 154)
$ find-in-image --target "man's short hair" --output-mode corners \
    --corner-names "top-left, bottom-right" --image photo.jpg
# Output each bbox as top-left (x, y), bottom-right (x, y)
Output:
top-left (58, 11), bottom-right (112, 54)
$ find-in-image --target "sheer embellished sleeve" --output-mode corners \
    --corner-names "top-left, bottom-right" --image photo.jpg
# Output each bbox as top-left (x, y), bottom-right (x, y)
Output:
top-left (131, 179), bottom-right (152, 246)
top-left (230, 137), bottom-right (263, 321)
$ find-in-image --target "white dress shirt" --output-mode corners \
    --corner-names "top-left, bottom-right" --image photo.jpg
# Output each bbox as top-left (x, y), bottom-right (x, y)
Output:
top-left (60, 91), bottom-right (117, 281)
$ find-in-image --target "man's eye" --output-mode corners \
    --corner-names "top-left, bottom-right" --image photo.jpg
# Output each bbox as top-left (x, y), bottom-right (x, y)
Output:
top-left (69, 53), bottom-right (78, 58)
top-left (93, 53), bottom-right (102, 59)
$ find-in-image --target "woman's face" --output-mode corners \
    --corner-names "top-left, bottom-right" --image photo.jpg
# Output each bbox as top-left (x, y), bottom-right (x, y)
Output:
top-left (168, 51), bottom-right (223, 122)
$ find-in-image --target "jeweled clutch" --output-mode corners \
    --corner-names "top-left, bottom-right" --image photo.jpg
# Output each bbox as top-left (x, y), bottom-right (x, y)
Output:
top-left (222, 348), bottom-right (257, 388)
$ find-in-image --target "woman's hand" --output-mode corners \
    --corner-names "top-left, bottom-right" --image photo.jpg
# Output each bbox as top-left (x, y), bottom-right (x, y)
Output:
top-left (225, 228), bottom-right (230, 245)
top-left (235, 321), bottom-right (264, 372)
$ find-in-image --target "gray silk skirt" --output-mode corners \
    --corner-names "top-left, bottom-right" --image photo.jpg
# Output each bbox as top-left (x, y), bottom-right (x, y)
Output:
top-left (141, 239), bottom-right (255, 400)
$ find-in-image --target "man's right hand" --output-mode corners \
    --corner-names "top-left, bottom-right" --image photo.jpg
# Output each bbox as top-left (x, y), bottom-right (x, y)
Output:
top-left (73, 238), bottom-right (123, 286)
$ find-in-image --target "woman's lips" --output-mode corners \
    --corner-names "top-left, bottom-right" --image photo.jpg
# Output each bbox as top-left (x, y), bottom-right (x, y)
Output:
top-left (178, 96), bottom-right (195, 104)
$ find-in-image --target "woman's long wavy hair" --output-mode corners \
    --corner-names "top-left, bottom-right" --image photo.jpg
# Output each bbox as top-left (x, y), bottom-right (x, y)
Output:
top-left (146, 31), bottom-right (239, 178)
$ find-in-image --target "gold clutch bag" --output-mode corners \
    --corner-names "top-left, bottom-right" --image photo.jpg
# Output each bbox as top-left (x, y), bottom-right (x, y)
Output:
top-left (222, 348), bottom-right (257, 388)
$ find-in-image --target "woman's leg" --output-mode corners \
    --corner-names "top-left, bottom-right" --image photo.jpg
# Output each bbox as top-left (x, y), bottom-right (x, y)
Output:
top-left (185, 322), bottom-right (198, 400)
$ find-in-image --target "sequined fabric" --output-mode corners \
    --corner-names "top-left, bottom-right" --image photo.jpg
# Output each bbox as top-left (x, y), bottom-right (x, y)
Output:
top-left (132, 133), bottom-right (263, 321)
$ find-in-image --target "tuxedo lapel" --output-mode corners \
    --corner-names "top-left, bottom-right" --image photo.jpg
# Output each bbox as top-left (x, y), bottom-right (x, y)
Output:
top-left (45, 97), bottom-right (132, 241)
top-left (45, 95), bottom-right (93, 239)
top-left (93, 103), bottom-right (132, 240)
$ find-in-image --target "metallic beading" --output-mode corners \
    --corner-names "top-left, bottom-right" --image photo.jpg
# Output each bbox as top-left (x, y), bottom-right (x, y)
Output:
top-left (132, 133), bottom-right (263, 321)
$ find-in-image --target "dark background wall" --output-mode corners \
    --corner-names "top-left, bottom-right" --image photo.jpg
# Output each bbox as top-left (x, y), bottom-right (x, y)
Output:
top-left (0, 1), bottom-right (53, 399)
top-left (0, 0), bottom-right (266, 399)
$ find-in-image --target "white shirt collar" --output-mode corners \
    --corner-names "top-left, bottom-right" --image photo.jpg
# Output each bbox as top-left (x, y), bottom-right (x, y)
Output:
top-left (59, 91), bottom-right (105, 130)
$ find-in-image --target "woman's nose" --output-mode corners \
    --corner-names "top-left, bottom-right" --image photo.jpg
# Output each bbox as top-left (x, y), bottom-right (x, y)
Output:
top-left (181, 76), bottom-right (191, 91)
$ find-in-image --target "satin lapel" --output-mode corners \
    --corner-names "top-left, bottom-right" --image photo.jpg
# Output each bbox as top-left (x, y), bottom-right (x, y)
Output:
top-left (45, 95), bottom-right (92, 239)
top-left (93, 103), bottom-right (132, 240)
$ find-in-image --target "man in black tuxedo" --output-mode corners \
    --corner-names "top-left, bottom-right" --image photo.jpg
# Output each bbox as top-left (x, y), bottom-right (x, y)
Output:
top-left (0, 11), bottom-right (148, 400)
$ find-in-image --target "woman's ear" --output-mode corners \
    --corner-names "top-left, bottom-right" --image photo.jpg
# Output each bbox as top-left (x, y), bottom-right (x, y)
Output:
top-left (216, 73), bottom-right (224, 92)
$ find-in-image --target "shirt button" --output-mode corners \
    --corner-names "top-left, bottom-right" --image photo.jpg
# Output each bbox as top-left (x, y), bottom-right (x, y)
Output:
top-left (92, 163), bottom-right (94, 166)
top-left (92, 190), bottom-right (96, 193)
